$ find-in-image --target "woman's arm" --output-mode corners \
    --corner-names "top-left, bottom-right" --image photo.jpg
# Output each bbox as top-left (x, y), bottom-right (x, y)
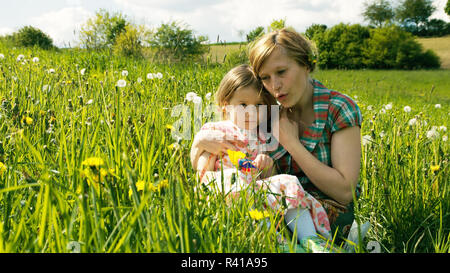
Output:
top-left (282, 126), bottom-right (361, 205)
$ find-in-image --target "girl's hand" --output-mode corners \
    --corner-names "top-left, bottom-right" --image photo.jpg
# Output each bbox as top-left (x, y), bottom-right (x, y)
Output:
top-left (191, 129), bottom-right (245, 169)
top-left (253, 154), bottom-right (274, 172)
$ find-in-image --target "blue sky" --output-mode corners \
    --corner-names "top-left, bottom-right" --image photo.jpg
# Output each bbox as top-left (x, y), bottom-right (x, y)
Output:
top-left (1, 0), bottom-right (449, 47)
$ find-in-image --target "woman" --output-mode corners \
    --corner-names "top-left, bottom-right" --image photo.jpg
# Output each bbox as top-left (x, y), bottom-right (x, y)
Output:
top-left (191, 28), bottom-right (362, 242)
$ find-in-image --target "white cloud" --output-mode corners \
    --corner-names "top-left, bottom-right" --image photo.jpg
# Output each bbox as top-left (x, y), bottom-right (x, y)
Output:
top-left (430, 0), bottom-right (450, 21)
top-left (29, 6), bottom-right (93, 47)
top-left (0, 27), bottom-right (14, 36)
top-left (112, 0), bottom-right (368, 42)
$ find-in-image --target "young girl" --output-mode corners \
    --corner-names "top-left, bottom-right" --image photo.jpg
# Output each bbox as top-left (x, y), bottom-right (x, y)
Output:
top-left (192, 64), bottom-right (336, 252)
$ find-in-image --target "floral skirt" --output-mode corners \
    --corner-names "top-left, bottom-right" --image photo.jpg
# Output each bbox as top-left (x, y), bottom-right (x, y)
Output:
top-left (201, 169), bottom-right (332, 239)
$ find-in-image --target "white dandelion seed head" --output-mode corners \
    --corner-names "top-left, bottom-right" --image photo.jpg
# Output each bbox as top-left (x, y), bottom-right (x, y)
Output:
top-left (154, 173), bottom-right (159, 178)
top-left (435, 104), bottom-right (441, 109)
top-left (426, 129), bottom-right (439, 140)
top-left (403, 106), bottom-right (411, 113)
top-left (121, 70), bottom-right (128, 77)
top-left (16, 54), bottom-right (24, 61)
top-left (192, 96), bottom-right (202, 104)
top-left (185, 92), bottom-right (198, 102)
top-left (137, 77), bottom-right (143, 83)
top-left (0, 53), bottom-right (4, 59)
top-left (439, 126), bottom-right (447, 132)
top-left (86, 99), bottom-right (94, 105)
top-left (116, 79), bottom-right (126, 88)
top-left (408, 118), bottom-right (417, 126)
top-left (205, 92), bottom-right (212, 100)
top-left (443, 135), bottom-right (448, 142)
top-left (156, 72), bottom-right (163, 79)
top-left (80, 68), bottom-right (86, 75)
top-left (384, 103), bottom-right (393, 110)
top-left (48, 68), bottom-right (55, 74)
top-left (146, 73), bottom-right (154, 80)
top-left (32, 57), bottom-right (39, 63)
top-left (379, 108), bottom-right (386, 114)
top-left (379, 131), bottom-right (385, 138)
top-left (367, 105), bottom-right (373, 111)
top-left (362, 135), bottom-right (372, 146)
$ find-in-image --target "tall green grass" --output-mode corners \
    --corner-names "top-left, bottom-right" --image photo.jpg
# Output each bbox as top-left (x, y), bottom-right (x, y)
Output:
top-left (0, 44), bottom-right (448, 252)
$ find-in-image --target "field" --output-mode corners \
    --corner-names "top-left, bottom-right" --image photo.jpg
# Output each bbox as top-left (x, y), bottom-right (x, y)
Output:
top-left (0, 43), bottom-right (448, 253)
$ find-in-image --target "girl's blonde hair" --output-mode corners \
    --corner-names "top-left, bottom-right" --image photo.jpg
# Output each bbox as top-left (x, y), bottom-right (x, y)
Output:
top-left (249, 28), bottom-right (317, 78)
top-left (215, 64), bottom-right (276, 107)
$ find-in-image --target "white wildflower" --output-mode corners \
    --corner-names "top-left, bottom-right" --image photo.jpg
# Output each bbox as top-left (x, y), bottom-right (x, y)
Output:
top-left (48, 68), bottom-right (55, 74)
top-left (32, 57), bottom-right (39, 63)
top-left (86, 99), bottom-right (94, 105)
top-left (384, 103), bottom-right (393, 110)
top-left (0, 53), bottom-right (4, 59)
top-left (434, 104), bottom-right (441, 109)
top-left (443, 135), bottom-right (448, 142)
top-left (146, 73), bottom-right (154, 80)
top-left (16, 54), bottom-right (25, 61)
top-left (116, 79), bottom-right (126, 88)
top-left (193, 96), bottom-right (202, 104)
top-left (362, 135), bottom-right (372, 146)
top-left (408, 118), bottom-right (417, 126)
top-left (137, 77), bottom-right (143, 83)
top-left (403, 106), bottom-right (411, 113)
top-left (439, 126), bottom-right (447, 132)
top-left (121, 70), bottom-right (128, 77)
top-left (155, 72), bottom-right (163, 79)
top-left (185, 92), bottom-right (198, 102)
top-left (426, 129), bottom-right (439, 140)
top-left (154, 173), bottom-right (159, 178)
top-left (80, 68), bottom-right (86, 75)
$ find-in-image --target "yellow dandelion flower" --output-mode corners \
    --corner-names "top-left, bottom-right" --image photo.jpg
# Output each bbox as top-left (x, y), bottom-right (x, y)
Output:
top-left (23, 116), bottom-right (33, 125)
top-left (0, 162), bottom-right (6, 176)
top-left (82, 157), bottom-right (104, 167)
top-left (248, 209), bottom-right (270, 221)
top-left (227, 149), bottom-right (246, 167)
top-left (165, 124), bottom-right (174, 130)
top-left (430, 165), bottom-right (440, 172)
top-left (157, 179), bottom-right (169, 191)
top-left (129, 180), bottom-right (146, 198)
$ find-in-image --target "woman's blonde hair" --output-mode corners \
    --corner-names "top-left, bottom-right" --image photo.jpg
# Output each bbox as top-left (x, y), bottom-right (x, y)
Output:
top-left (249, 28), bottom-right (317, 78)
top-left (215, 64), bottom-right (276, 107)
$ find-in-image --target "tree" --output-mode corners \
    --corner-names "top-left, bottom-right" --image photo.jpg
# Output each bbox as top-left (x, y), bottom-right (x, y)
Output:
top-left (13, 26), bottom-right (54, 49)
top-left (79, 9), bottom-right (128, 49)
top-left (305, 24), bottom-right (327, 40)
top-left (246, 26), bottom-right (265, 42)
top-left (445, 0), bottom-right (450, 16)
top-left (396, 0), bottom-right (436, 27)
top-left (267, 18), bottom-right (286, 32)
top-left (150, 21), bottom-right (208, 61)
top-left (112, 24), bottom-right (151, 58)
top-left (362, 0), bottom-right (395, 27)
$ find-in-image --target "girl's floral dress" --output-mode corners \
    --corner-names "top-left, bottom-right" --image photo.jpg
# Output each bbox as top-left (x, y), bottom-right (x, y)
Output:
top-left (198, 120), bottom-right (331, 238)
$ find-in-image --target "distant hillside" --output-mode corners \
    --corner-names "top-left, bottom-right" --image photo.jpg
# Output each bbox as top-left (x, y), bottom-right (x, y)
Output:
top-left (209, 36), bottom-right (450, 69)
top-left (417, 35), bottom-right (450, 69)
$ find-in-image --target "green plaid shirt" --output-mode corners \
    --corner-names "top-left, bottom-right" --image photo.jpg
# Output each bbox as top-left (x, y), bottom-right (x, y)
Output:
top-left (269, 79), bottom-right (362, 198)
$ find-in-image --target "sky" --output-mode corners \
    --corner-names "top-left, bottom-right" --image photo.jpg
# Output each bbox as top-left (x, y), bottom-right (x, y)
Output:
top-left (0, 0), bottom-right (449, 47)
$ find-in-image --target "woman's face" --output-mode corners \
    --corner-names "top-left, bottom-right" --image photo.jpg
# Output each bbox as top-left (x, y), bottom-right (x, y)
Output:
top-left (258, 47), bottom-right (310, 108)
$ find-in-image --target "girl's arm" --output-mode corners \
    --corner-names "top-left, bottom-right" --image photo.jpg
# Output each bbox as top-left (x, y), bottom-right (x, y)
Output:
top-left (196, 151), bottom-right (216, 173)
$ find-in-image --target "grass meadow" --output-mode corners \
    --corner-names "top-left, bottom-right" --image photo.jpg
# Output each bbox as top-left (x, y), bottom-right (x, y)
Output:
top-left (0, 42), bottom-right (448, 253)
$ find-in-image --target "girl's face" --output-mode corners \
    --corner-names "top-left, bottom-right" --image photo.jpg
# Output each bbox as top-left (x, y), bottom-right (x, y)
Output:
top-left (258, 47), bottom-right (310, 109)
top-left (225, 86), bottom-right (266, 131)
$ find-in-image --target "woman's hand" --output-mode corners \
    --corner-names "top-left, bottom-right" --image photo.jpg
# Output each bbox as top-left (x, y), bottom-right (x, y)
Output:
top-left (273, 109), bottom-right (300, 149)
